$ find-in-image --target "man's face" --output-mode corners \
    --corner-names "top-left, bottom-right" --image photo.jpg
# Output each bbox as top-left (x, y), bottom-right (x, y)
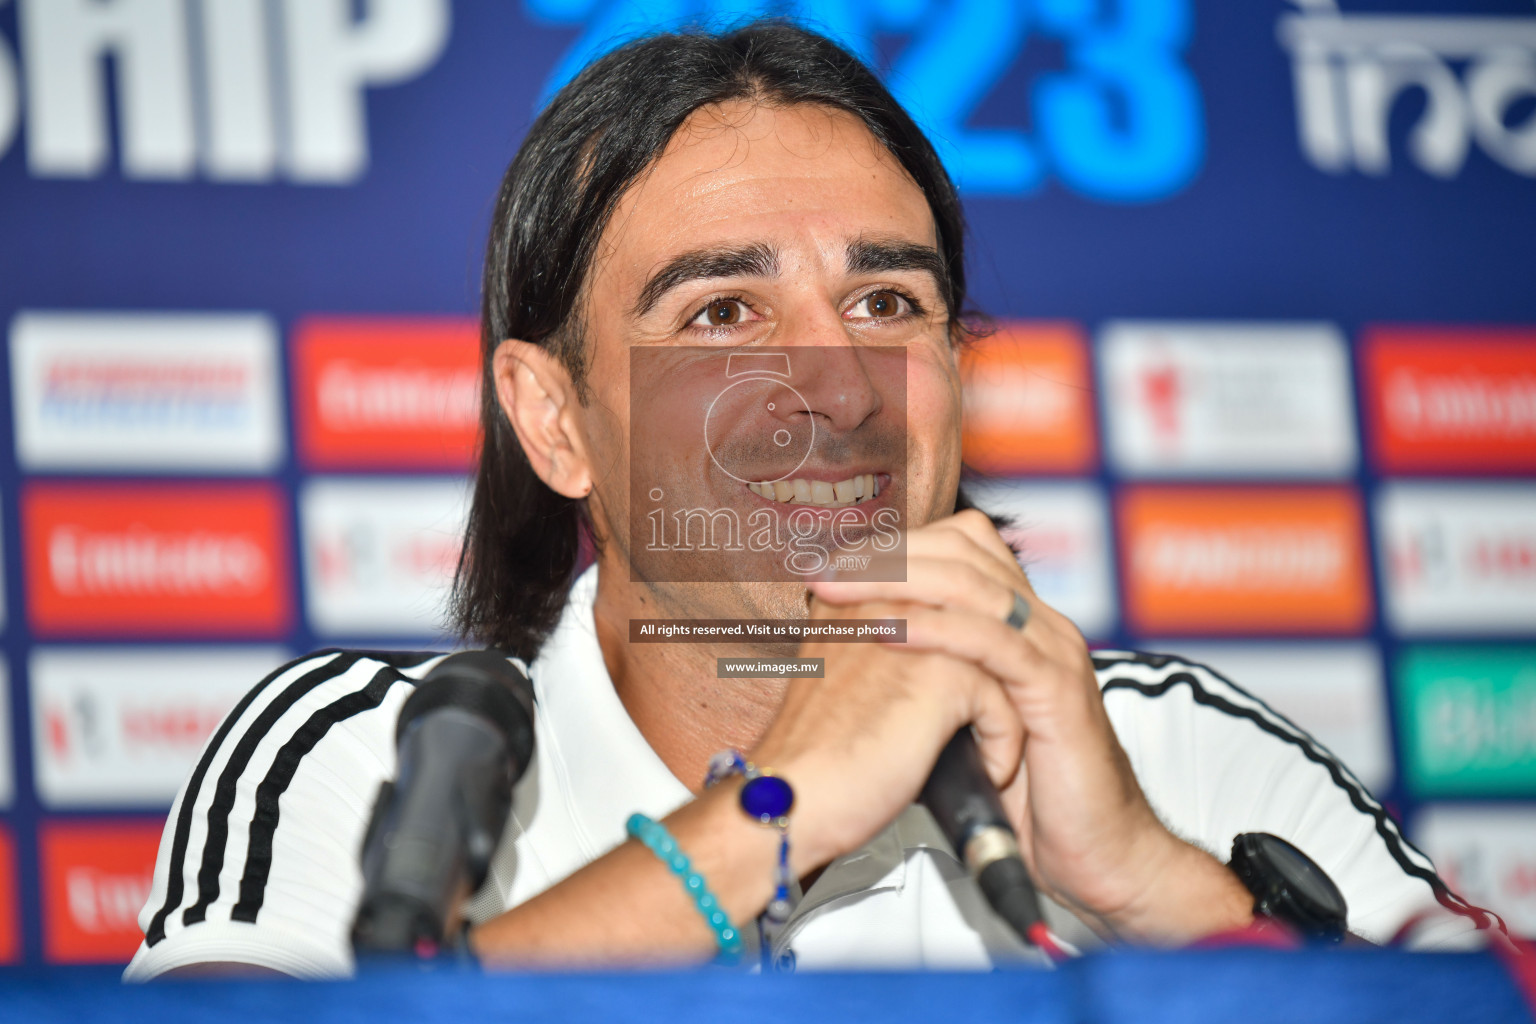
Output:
top-left (572, 99), bottom-right (964, 616)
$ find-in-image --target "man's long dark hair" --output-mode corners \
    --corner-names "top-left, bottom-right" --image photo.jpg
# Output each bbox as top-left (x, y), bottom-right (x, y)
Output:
top-left (451, 20), bottom-right (974, 660)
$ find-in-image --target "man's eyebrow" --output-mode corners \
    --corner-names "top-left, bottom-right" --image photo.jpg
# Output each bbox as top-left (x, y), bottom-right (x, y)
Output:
top-left (845, 238), bottom-right (949, 295)
top-left (631, 243), bottom-right (780, 318)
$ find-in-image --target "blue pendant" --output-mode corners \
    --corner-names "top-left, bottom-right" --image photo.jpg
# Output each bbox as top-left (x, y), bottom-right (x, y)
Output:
top-left (740, 774), bottom-right (794, 822)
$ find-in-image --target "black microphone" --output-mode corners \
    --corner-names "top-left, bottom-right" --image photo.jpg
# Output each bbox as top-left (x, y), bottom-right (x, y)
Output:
top-left (919, 729), bottom-right (1044, 947)
top-left (351, 650), bottom-right (536, 958)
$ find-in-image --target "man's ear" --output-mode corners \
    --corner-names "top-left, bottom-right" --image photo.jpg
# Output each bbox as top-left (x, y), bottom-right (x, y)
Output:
top-left (492, 339), bottom-right (593, 498)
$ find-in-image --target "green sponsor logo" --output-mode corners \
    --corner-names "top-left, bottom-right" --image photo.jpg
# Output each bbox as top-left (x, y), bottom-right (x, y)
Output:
top-left (1398, 646), bottom-right (1536, 797)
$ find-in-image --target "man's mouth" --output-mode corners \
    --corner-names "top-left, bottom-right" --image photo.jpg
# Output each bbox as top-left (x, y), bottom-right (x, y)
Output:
top-left (744, 473), bottom-right (885, 509)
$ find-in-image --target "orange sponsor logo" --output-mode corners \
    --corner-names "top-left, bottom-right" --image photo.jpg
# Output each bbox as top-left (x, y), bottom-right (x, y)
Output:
top-left (1362, 327), bottom-right (1536, 472)
top-left (961, 322), bottom-right (1098, 473)
top-left (293, 317), bottom-right (481, 468)
top-left (0, 827), bottom-right (18, 964)
top-left (23, 484), bottom-right (292, 636)
top-left (40, 820), bottom-right (162, 964)
top-left (1119, 487), bottom-right (1373, 634)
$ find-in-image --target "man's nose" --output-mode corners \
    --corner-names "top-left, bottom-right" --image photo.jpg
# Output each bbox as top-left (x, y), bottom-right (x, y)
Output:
top-left (763, 309), bottom-right (887, 434)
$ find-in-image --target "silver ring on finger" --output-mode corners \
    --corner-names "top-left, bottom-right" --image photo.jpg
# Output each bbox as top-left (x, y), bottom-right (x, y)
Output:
top-left (1004, 590), bottom-right (1031, 632)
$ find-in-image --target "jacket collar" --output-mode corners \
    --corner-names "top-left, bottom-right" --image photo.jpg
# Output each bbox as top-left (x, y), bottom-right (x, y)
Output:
top-left (530, 566), bottom-right (694, 859)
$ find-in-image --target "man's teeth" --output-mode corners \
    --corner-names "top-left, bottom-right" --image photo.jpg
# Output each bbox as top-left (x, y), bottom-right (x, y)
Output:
top-left (748, 474), bottom-right (881, 507)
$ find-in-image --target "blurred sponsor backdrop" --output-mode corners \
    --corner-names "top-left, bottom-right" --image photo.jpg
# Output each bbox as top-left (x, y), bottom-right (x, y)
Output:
top-left (0, 0), bottom-right (1533, 968)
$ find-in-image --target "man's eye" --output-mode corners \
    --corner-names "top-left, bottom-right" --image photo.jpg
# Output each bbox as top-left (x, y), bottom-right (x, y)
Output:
top-left (691, 299), bottom-right (748, 327)
top-left (849, 290), bottom-right (908, 320)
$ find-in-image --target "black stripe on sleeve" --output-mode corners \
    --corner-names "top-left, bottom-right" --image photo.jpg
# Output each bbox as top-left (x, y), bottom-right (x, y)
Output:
top-left (1094, 652), bottom-right (1495, 931)
top-left (230, 664), bottom-right (413, 922)
top-left (179, 649), bottom-right (442, 931)
top-left (144, 649), bottom-right (344, 947)
top-left (178, 652), bottom-right (371, 929)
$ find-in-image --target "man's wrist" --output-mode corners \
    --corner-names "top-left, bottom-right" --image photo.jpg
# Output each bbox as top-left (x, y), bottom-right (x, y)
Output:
top-left (738, 747), bottom-right (839, 877)
top-left (673, 776), bottom-right (788, 922)
top-left (1094, 836), bottom-right (1254, 947)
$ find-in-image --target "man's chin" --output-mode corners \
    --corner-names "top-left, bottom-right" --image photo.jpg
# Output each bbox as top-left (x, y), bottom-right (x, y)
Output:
top-left (639, 577), bottom-right (811, 622)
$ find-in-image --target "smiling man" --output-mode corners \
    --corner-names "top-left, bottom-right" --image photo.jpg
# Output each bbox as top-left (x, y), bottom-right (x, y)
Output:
top-left (125, 22), bottom-right (1495, 980)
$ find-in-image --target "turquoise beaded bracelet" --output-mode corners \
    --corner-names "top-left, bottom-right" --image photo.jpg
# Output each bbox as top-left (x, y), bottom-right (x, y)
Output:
top-left (626, 812), bottom-right (743, 962)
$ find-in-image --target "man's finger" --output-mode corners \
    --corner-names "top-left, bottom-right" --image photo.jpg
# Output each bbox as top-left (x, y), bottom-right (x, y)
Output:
top-left (881, 603), bottom-right (1090, 718)
top-left (807, 556), bottom-right (1017, 620)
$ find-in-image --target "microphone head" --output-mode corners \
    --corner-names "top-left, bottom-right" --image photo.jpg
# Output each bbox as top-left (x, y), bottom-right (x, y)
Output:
top-left (396, 650), bottom-right (535, 767)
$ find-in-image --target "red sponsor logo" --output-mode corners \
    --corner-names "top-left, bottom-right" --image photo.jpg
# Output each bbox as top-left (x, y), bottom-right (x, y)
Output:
top-left (1508, 860), bottom-right (1536, 902)
top-left (23, 484), bottom-right (292, 636)
top-left (1139, 355), bottom-right (1182, 444)
top-left (0, 827), bottom-right (18, 964)
top-left (293, 317), bottom-right (480, 468)
top-left (46, 699), bottom-right (227, 764)
top-left (1392, 525), bottom-right (1536, 589)
top-left (44, 360), bottom-right (248, 399)
top-left (311, 520), bottom-right (461, 590)
top-left (1363, 327), bottom-right (1536, 472)
top-left (1432, 844), bottom-right (1536, 932)
top-left (122, 705), bottom-right (228, 750)
top-left (40, 820), bottom-right (162, 964)
top-left (1118, 486), bottom-right (1373, 634)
